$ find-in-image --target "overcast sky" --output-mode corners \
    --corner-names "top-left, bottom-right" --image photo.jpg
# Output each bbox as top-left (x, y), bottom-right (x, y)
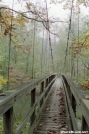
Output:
top-left (1, 0), bottom-right (70, 20)
top-left (1, 0), bottom-right (89, 21)
top-left (1, 0), bottom-right (89, 42)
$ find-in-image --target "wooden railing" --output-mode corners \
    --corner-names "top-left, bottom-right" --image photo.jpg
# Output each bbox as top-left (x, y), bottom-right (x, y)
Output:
top-left (0, 73), bottom-right (57, 134)
top-left (61, 74), bottom-right (89, 132)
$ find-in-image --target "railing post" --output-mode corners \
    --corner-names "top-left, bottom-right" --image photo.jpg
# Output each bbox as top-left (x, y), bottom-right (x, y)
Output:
top-left (40, 81), bottom-right (44, 106)
top-left (31, 88), bottom-right (36, 125)
top-left (81, 116), bottom-right (89, 132)
top-left (63, 77), bottom-right (72, 101)
top-left (71, 94), bottom-right (76, 117)
top-left (45, 78), bottom-right (49, 97)
top-left (49, 76), bottom-right (52, 89)
top-left (3, 107), bottom-right (13, 134)
top-left (49, 76), bottom-right (51, 83)
top-left (45, 78), bottom-right (48, 88)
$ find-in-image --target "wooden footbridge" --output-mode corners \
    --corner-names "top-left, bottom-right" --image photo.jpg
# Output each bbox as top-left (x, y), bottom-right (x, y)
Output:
top-left (0, 73), bottom-right (89, 134)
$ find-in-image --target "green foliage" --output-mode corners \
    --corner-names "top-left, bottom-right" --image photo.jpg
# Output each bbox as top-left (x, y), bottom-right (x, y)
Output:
top-left (0, 52), bottom-right (7, 89)
top-left (0, 118), bottom-right (3, 134)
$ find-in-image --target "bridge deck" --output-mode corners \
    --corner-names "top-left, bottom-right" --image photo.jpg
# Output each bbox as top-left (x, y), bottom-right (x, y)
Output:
top-left (33, 79), bottom-right (69, 134)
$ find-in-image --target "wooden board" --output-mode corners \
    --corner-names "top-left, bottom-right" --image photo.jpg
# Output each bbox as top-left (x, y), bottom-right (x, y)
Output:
top-left (33, 79), bottom-right (69, 134)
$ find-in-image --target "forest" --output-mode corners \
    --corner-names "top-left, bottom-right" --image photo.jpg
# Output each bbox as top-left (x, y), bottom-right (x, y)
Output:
top-left (0, 0), bottom-right (89, 91)
top-left (0, 0), bottom-right (89, 133)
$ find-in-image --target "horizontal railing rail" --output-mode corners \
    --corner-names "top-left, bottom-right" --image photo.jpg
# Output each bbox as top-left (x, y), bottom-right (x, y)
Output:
top-left (61, 74), bottom-right (89, 132)
top-left (0, 73), bottom-right (57, 134)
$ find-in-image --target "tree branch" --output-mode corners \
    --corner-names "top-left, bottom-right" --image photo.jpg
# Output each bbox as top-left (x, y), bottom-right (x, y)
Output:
top-left (0, 6), bottom-right (62, 38)
top-left (0, 7), bottom-right (68, 24)
top-left (42, 21), bottom-right (60, 38)
top-left (82, 60), bottom-right (89, 70)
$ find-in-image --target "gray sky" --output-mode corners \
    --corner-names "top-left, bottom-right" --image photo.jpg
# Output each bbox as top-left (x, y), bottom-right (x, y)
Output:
top-left (1, 0), bottom-right (70, 20)
top-left (1, 0), bottom-right (89, 21)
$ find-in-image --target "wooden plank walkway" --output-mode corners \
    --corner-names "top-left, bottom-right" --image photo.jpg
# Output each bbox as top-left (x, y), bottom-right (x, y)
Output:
top-left (33, 78), bottom-right (69, 134)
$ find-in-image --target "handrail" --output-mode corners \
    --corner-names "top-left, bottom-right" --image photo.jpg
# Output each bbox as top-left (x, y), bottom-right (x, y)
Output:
top-left (0, 73), bottom-right (57, 134)
top-left (61, 74), bottom-right (89, 132)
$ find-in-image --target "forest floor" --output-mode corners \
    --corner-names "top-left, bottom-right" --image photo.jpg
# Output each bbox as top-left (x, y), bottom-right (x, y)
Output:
top-left (8, 68), bottom-right (31, 89)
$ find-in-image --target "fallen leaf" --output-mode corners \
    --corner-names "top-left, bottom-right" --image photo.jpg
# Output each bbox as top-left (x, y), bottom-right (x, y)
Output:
top-left (84, 95), bottom-right (89, 99)
top-left (0, 93), bottom-right (6, 96)
top-left (39, 124), bottom-right (43, 126)
top-left (49, 116), bottom-right (51, 118)
top-left (46, 108), bottom-right (50, 111)
top-left (53, 118), bottom-right (57, 121)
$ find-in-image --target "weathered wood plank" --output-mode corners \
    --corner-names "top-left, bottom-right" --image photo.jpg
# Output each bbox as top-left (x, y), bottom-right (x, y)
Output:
top-left (62, 82), bottom-right (72, 130)
top-left (32, 78), bottom-right (70, 134)
top-left (62, 74), bottom-right (89, 128)
top-left (28, 77), bottom-right (56, 134)
top-left (0, 73), bottom-right (56, 115)
top-left (14, 76), bottom-right (56, 134)
top-left (62, 80), bottom-right (78, 131)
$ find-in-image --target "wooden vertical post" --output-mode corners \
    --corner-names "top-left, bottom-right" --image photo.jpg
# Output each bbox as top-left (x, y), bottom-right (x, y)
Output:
top-left (49, 76), bottom-right (51, 83)
top-left (49, 76), bottom-right (53, 90)
top-left (40, 81), bottom-right (44, 106)
top-left (45, 78), bottom-right (49, 97)
top-left (63, 77), bottom-right (72, 100)
top-left (71, 94), bottom-right (76, 117)
top-left (45, 78), bottom-right (48, 88)
top-left (40, 81), bottom-right (44, 93)
top-left (31, 88), bottom-right (36, 125)
top-left (48, 76), bottom-right (51, 90)
top-left (3, 107), bottom-right (13, 134)
top-left (81, 116), bottom-right (89, 132)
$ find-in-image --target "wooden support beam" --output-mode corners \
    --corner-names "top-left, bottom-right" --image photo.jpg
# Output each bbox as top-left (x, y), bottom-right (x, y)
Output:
top-left (45, 78), bottom-right (48, 88)
top-left (31, 88), bottom-right (36, 125)
top-left (45, 78), bottom-right (49, 97)
top-left (81, 116), bottom-right (89, 132)
top-left (0, 73), bottom-right (56, 134)
top-left (3, 107), bottom-right (13, 134)
top-left (72, 94), bottom-right (76, 117)
top-left (40, 81), bottom-right (44, 107)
